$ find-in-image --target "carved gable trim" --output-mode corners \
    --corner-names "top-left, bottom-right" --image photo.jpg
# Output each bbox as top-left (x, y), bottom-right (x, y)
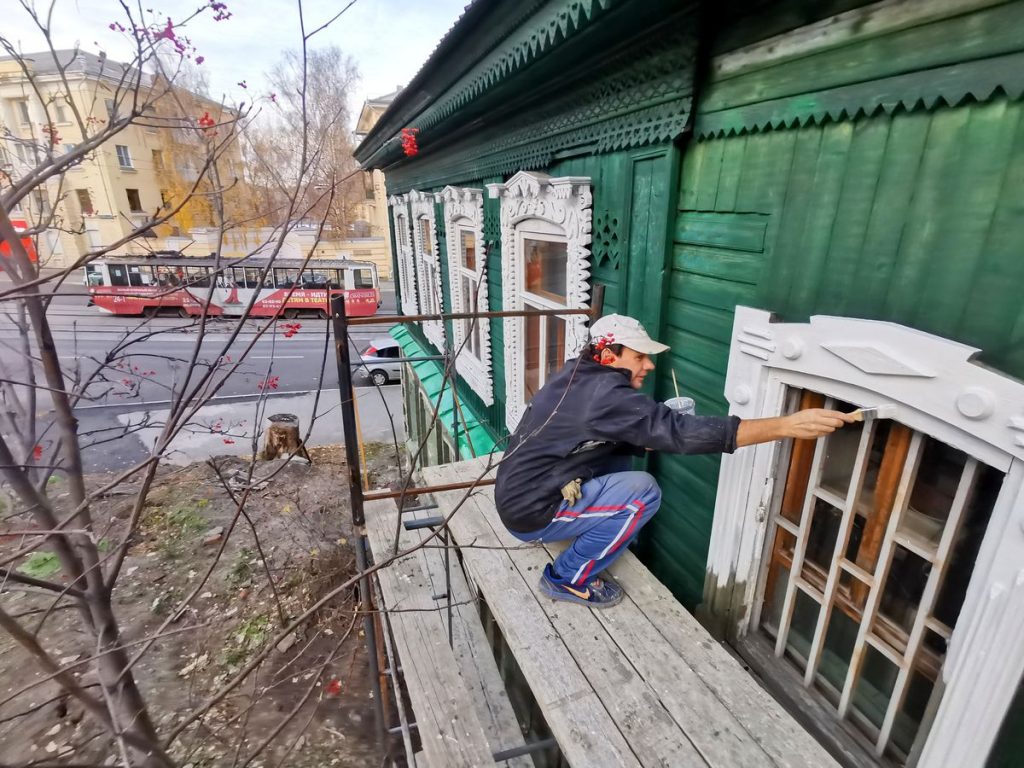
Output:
top-left (487, 171), bottom-right (592, 430)
top-left (408, 189), bottom-right (445, 350)
top-left (440, 186), bottom-right (493, 406)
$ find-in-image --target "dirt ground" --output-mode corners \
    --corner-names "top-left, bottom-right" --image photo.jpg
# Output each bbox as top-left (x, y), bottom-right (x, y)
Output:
top-left (0, 442), bottom-right (405, 767)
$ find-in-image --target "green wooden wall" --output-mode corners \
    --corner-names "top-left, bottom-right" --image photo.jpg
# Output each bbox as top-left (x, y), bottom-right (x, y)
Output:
top-left (642, 94), bottom-right (1024, 609)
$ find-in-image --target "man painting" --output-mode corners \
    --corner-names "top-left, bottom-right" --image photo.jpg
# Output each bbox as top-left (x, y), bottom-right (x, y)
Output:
top-left (494, 314), bottom-right (856, 608)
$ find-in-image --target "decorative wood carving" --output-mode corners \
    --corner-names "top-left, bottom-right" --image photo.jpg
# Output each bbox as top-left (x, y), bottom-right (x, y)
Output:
top-left (409, 189), bottom-right (445, 350)
top-left (440, 186), bottom-right (493, 406)
top-left (388, 195), bottom-right (417, 317)
top-left (486, 171), bottom-right (592, 430)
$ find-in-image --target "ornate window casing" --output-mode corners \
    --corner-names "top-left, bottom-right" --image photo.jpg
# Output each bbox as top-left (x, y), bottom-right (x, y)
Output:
top-left (487, 171), bottom-right (592, 431)
top-left (706, 306), bottom-right (1024, 768)
top-left (388, 195), bottom-right (417, 316)
top-left (409, 189), bottom-right (445, 350)
top-left (440, 186), bottom-right (493, 406)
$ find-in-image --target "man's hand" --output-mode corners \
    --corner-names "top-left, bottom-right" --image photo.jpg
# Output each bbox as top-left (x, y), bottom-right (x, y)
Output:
top-left (736, 408), bottom-right (857, 448)
top-left (781, 408), bottom-right (858, 439)
top-left (561, 477), bottom-right (583, 506)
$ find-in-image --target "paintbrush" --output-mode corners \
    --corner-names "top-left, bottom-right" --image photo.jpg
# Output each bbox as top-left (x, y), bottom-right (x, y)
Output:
top-left (849, 405), bottom-right (897, 421)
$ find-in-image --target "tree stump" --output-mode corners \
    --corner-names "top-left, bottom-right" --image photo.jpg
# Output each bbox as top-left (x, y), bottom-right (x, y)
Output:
top-left (261, 413), bottom-right (304, 460)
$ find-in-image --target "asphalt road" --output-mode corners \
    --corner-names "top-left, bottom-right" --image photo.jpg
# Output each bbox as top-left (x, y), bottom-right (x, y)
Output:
top-left (0, 283), bottom-right (406, 471)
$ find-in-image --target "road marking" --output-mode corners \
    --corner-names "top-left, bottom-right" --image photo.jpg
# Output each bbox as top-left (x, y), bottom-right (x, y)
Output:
top-left (72, 384), bottom-right (401, 410)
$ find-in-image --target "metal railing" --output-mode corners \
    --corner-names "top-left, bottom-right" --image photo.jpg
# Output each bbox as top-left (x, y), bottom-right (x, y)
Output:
top-left (330, 287), bottom-right (605, 763)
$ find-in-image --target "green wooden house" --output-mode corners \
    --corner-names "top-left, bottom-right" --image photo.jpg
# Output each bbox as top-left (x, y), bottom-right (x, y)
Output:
top-left (355, 0), bottom-right (1024, 764)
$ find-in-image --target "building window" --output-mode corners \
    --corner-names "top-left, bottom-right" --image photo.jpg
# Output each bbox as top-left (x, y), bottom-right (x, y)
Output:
top-left (707, 307), bottom-right (1024, 768)
top-left (104, 98), bottom-right (118, 121)
top-left (63, 144), bottom-right (83, 167)
top-left (53, 100), bottom-right (68, 123)
top-left (16, 100), bottom-right (30, 123)
top-left (440, 186), bottom-right (492, 404)
top-left (75, 189), bottom-right (94, 216)
top-left (152, 149), bottom-right (164, 171)
top-left (759, 388), bottom-right (1003, 762)
top-left (126, 188), bottom-right (143, 212)
top-left (409, 189), bottom-right (445, 350)
top-left (115, 145), bottom-right (132, 169)
top-left (520, 228), bottom-right (569, 400)
top-left (487, 171), bottom-right (593, 430)
top-left (389, 195), bottom-right (417, 317)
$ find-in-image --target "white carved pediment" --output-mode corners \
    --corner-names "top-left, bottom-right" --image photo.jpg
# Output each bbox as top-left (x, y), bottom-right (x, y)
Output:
top-left (822, 342), bottom-right (936, 377)
top-left (488, 171), bottom-right (592, 431)
top-left (722, 308), bottom-right (1024, 467)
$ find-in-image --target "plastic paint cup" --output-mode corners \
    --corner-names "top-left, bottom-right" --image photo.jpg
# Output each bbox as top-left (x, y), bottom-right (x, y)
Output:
top-left (664, 396), bottom-right (696, 415)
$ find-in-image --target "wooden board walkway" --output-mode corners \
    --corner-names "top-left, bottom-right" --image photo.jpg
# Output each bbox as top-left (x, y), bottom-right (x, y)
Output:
top-left (364, 497), bottom-right (530, 767)
top-left (422, 458), bottom-right (841, 768)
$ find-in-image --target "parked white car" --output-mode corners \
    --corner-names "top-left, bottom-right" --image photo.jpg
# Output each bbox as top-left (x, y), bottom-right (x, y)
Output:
top-left (359, 336), bottom-right (401, 386)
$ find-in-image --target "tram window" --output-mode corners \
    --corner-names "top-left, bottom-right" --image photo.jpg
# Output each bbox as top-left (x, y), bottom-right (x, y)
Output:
top-left (300, 270), bottom-right (331, 288)
top-left (274, 268), bottom-right (299, 288)
top-left (353, 268), bottom-right (373, 289)
top-left (85, 265), bottom-right (105, 286)
top-left (186, 266), bottom-right (210, 287)
top-left (128, 266), bottom-right (154, 287)
top-left (244, 268), bottom-right (262, 288)
top-left (108, 265), bottom-right (130, 287)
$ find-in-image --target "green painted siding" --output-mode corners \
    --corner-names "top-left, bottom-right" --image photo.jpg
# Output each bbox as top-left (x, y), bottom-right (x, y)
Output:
top-left (988, 675), bottom-right (1024, 768)
top-left (647, 95), bottom-right (1024, 608)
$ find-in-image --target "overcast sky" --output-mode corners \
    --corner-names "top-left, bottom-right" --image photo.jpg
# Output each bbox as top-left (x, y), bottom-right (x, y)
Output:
top-left (5, 0), bottom-right (469, 121)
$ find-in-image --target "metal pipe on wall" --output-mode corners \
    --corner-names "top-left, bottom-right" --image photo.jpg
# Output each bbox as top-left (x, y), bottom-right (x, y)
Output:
top-left (331, 294), bottom-right (388, 752)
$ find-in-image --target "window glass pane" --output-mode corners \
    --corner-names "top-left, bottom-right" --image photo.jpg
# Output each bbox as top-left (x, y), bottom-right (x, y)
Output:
top-left (460, 229), bottom-right (476, 271)
top-left (186, 266), bottom-right (209, 287)
top-left (932, 462), bottom-right (1003, 627)
top-left (244, 267), bottom-right (262, 288)
top-left (76, 189), bottom-right (94, 215)
top-left (354, 268), bottom-right (373, 288)
top-left (85, 264), bottom-right (104, 285)
top-left (419, 218), bottom-right (433, 256)
top-left (545, 317), bottom-right (566, 378)
top-left (524, 314), bottom-right (541, 400)
top-left (108, 265), bottom-right (129, 286)
top-left (524, 238), bottom-right (567, 303)
top-left (276, 268), bottom-right (299, 287)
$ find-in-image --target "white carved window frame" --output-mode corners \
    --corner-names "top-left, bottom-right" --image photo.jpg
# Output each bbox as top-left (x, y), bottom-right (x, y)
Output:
top-left (408, 189), bottom-right (445, 350)
top-left (388, 194), bottom-right (417, 317)
top-left (486, 171), bottom-right (592, 431)
top-left (440, 185), bottom-right (493, 406)
top-left (707, 306), bottom-right (1024, 768)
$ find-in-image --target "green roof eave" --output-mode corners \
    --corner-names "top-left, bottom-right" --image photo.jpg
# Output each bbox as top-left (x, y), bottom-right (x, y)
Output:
top-left (355, 0), bottom-right (650, 170)
top-left (389, 325), bottom-right (498, 459)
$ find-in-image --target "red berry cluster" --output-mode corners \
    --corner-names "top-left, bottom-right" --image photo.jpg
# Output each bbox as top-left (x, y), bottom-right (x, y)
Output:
top-left (400, 127), bottom-right (419, 157)
top-left (592, 332), bottom-right (616, 362)
top-left (198, 111), bottom-right (217, 138)
top-left (257, 375), bottom-right (280, 391)
top-left (281, 322), bottom-right (302, 338)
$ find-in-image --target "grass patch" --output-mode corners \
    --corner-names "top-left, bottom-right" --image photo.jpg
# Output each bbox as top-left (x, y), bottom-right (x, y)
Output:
top-left (222, 613), bottom-right (270, 668)
top-left (145, 500), bottom-right (208, 560)
top-left (19, 551), bottom-right (61, 579)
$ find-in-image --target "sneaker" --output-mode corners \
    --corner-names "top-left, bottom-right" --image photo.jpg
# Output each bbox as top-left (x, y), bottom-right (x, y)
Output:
top-left (538, 563), bottom-right (624, 608)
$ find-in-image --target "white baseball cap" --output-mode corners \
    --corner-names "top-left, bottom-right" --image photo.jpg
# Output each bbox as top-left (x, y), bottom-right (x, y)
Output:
top-left (589, 314), bottom-right (669, 355)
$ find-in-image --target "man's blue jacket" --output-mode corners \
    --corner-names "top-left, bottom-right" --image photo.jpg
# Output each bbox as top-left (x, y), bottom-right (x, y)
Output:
top-left (494, 354), bottom-right (741, 533)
